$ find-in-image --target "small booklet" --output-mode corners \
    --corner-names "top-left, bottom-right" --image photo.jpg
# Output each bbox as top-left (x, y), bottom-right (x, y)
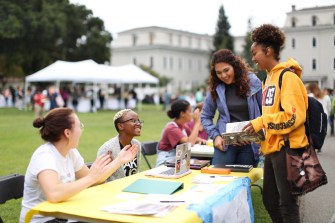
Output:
top-left (221, 121), bottom-right (265, 145)
top-left (122, 179), bottom-right (184, 195)
top-left (165, 159), bottom-right (210, 170)
top-left (214, 164), bottom-right (253, 172)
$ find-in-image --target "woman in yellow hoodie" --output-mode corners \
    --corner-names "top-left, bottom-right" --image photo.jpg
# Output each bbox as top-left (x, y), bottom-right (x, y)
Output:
top-left (243, 24), bottom-right (308, 223)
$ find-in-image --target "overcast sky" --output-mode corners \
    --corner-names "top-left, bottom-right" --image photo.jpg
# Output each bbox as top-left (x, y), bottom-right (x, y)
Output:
top-left (70, 0), bottom-right (335, 37)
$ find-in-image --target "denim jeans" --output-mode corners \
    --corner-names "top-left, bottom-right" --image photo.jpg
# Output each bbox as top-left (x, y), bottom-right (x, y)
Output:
top-left (212, 144), bottom-right (257, 167)
top-left (263, 148), bottom-right (300, 223)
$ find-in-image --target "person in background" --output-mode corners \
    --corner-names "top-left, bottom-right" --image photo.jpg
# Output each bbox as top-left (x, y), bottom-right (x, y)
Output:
top-left (195, 88), bottom-right (204, 103)
top-left (309, 83), bottom-right (331, 145)
top-left (330, 89), bottom-right (335, 136)
top-left (20, 108), bottom-right (138, 223)
top-left (162, 89), bottom-right (171, 111)
top-left (243, 24), bottom-right (308, 222)
top-left (60, 86), bottom-right (69, 108)
top-left (201, 49), bottom-right (262, 167)
top-left (33, 87), bottom-right (46, 117)
top-left (156, 99), bottom-right (202, 166)
top-left (98, 87), bottom-right (106, 110)
top-left (185, 102), bottom-right (208, 142)
top-left (324, 88), bottom-right (334, 136)
top-left (97, 109), bottom-right (142, 181)
top-left (47, 86), bottom-right (59, 110)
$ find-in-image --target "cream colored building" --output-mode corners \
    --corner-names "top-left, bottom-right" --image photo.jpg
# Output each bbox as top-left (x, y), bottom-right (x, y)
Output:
top-left (281, 5), bottom-right (335, 89)
top-left (111, 26), bottom-right (212, 92)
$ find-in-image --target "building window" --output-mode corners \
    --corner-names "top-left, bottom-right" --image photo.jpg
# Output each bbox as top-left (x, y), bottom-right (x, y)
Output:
top-left (133, 58), bottom-right (137, 65)
top-left (312, 37), bottom-right (316, 47)
top-left (178, 35), bottom-right (182, 46)
top-left (291, 18), bottom-right (296, 27)
top-left (163, 57), bottom-right (167, 69)
top-left (149, 32), bottom-right (154, 45)
top-left (333, 58), bottom-right (335, 69)
top-left (188, 59), bottom-right (192, 71)
top-left (169, 57), bottom-right (173, 69)
top-left (169, 33), bottom-right (173, 45)
top-left (132, 34), bottom-right (137, 46)
top-left (198, 60), bottom-right (202, 72)
top-left (150, 57), bottom-right (154, 68)
top-left (333, 36), bottom-right (335, 47)
top-left (188, 36), bottom-right (192, 48)
top-left (292, 38), bottom-right (295, 49)
top-left (312, 59), bottom-right (316, 70)
top-left (312, 16), bottom-right (317, 26)
top-left (198, 38), bottom-right (201, 48)
top-left (178, 58), bottom-right (182, 70)
top-left (333, 14), bottom-right (335, 25)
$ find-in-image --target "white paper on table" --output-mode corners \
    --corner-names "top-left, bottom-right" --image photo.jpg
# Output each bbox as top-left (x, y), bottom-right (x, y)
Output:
top-left (101, 200), bottom-right (177, 216)
top-left (192, 174), bottom-right (238, 184)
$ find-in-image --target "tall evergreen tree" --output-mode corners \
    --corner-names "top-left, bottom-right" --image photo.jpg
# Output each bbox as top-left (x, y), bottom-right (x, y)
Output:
top-left (242, 18), bottom-right (254, 68)
top-left (212, 5), bottom-right (234, 54)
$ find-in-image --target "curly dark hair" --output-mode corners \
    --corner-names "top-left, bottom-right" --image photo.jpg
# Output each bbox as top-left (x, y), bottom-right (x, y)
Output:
top-left (251, 24), bottom-right (285, 61)
top-left (209, 49), bottom-right (252, 103)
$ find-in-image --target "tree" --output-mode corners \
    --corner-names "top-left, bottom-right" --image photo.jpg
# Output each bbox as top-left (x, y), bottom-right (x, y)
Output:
top-left (212, 5), bottom-right (234, 53)
top-left (139, 64), bottom-right (172, 87)
top-left (0, 0), bottom-right (112, 83)
top-left (241, 18), bottom-right (266, 81)
top-left (242, 18), bottom-right (254, 68)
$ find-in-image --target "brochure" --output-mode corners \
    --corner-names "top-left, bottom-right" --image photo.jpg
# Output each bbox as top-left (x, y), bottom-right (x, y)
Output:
top-left (221, 121), bottom-right (265, 145)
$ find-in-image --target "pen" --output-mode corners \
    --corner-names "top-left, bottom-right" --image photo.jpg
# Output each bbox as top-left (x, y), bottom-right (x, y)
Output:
top-left (160, 201), bottom-right (185, 203)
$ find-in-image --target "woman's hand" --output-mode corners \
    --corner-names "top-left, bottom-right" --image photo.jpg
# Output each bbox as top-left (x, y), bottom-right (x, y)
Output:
top-left (87, 154), bottom-right (113, 182)
top-left (193, 108), bottom-right (201, 123)
top-left (242, 122), bottom-right (256, 134)
top-left (117, 144), bottom-right (138, 164)
top-left (214, 136), bottom-right (225, 151)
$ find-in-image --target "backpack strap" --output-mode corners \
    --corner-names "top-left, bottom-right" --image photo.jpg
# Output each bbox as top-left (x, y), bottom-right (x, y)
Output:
top-left (277, 68), bottom-right (293, 148)
top-left (278, 68), bottom-right (292, 90)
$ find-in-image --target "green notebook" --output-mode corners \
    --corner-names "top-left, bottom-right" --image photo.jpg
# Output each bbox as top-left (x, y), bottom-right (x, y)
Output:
top-left (122, 179), bottom-right (184, 195)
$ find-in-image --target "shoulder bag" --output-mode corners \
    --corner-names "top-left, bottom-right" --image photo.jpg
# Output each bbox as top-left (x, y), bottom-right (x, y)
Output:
top-left (284, 135), bottom-right (327, 196)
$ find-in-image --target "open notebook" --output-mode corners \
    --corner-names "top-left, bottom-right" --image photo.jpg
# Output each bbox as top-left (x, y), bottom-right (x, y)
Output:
top-left (145, 143), bottom-right (192, 179)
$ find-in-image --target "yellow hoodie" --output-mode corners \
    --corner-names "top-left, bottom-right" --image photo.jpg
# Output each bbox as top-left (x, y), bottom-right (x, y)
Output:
top-left (251, 58), bottom-right (309, 155)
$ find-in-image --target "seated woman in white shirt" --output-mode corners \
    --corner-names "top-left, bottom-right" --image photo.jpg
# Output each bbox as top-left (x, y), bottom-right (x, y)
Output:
top-left (20, 108), bottom-right (138, 223)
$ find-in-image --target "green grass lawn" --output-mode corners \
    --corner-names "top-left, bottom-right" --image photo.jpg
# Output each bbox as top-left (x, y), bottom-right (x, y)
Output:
top-left (0, 105), bottom-right (270, 222)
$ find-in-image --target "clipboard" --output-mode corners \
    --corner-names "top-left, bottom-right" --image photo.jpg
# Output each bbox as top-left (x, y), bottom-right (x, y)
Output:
top-left (122, 179), bottom-right (184, 195)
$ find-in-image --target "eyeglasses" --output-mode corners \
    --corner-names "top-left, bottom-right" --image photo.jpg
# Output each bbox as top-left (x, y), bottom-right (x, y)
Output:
top-left (120, 118), bottom-right (144, 125)
top-left (80, 123), bottom-right (84, 130)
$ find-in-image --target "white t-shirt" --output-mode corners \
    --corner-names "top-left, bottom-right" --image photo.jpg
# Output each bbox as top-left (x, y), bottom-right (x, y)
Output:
top-left (317, 95), bottom-right (331, 117)
top-left (20, 143), bottom-right (84, 223)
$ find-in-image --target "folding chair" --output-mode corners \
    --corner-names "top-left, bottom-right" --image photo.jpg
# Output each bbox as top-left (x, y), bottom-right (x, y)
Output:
top-left (141, 141), bottom-right (158, 169)
top-left (0, 173), bottom-right (25, 223)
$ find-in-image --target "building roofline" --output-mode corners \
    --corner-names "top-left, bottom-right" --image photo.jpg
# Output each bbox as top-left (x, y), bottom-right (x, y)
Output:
top-left (117, 26), bottom-right (211, 37)
top-left (288, 4), bottom-right (335, 13)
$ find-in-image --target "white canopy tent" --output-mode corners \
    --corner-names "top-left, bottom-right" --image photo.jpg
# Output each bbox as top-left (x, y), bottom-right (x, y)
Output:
top-left (24, 60), bottom-right (159, 111)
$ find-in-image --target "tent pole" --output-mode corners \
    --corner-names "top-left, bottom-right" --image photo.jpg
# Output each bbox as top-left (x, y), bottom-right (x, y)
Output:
top-left (23, 79), bottom-right (28, 111)
top-left (120, 83), bottom-right (124, 109)
top-left (138, 83), bottom-right (142, 112)
top-left (156, 83), bottom-right (160, 110)
top-left (93, 82), bottom-right (97, 113)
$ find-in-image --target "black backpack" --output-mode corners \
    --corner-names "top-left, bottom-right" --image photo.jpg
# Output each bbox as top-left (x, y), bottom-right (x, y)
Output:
top-left (263, 68), bottom-right (327, 150)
